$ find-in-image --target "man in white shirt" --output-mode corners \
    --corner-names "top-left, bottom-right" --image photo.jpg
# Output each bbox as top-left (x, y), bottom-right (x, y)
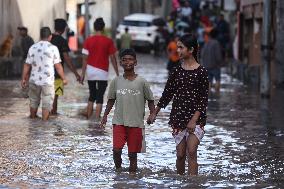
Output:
top-left (21, 27), bottom-right (67, 121)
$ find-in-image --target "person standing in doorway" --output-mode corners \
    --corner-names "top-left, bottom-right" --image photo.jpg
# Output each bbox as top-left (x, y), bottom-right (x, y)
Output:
top-left (147, 34), bottom-right (209, 176)
top-left (50, 18), bottom-right (81, 115)
top-left (21, 27), bottom-right (67, 121)
top-left (81, 17), bottom-right (119, 120)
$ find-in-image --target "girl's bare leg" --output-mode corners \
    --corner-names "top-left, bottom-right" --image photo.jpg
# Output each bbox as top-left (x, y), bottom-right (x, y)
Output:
top-left (187, 134), bottom-right (199, 175)
top-left (176, 137), bottom-right (186, 175)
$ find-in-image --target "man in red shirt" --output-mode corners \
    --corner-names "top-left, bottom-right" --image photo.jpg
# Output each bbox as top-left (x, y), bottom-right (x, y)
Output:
top-left (81, 17), bottom-right (119, 120)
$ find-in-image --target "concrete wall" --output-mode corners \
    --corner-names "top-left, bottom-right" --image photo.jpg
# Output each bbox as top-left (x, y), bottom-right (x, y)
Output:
top-left (88, 0), bottom-right (112, 33)
top-left (66, 0), bottom-right (78, 34)
top-left (0, 0), bottom-right (66, 42)
top-left (0, 0), bottom-right (66, 77)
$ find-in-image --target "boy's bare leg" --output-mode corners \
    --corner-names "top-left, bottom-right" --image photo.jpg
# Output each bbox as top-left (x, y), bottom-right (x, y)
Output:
top-left (187, 134), bottom-right (199, 176)
top-left (95, 103), bottom-right (103, 121)
top-left (176, 137), bottom-right (186, 175)
top-left (51, 95), bottom-right (58, 115)
top-left (86, 101), bottom-right (94, 119)
top-left (128, 152), bottom-right (137, 173)
top-left (30, 107), bottom-right (38, 118)
top-left (42, 109), bottom-right (50, 121)
top-left (113, 148), bottom-right (122, 170)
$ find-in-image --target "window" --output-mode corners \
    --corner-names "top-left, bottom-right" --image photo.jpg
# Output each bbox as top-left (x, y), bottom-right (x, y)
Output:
top-left (122, 20), bottom-right (151, 27)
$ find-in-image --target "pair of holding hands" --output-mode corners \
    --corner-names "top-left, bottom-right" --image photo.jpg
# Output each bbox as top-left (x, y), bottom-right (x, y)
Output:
top-left (99, 107), bottom-right (160, 129)
top-left (98, 113), bottom-right (158, 129)
top-left (146, 112), bottom-right (157, 125)
top-left (147, 112), bottom-right (197, 134)
top-left (99, 111), bottom-right (197, 133)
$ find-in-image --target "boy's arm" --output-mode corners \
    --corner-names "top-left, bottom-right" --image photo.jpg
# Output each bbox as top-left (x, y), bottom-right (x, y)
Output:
top-left (63, 52), bottom-right (81, 83)
top-left (110, 54), bottom-right (119, 76)
top-left (146, 100), bottom-right (155, 124)
top-left (147, 100), bottom-right (155, 114)
top-left (21, 63), bottom-right (31, 88)
top-left (147, 106), bottom-right (161, 124)
top-left (80, 55), bottom-right (88, 84)
top-left (54, 63), bottom-right (67, 85)
top-left (100, 99), bottom-right (115, 128)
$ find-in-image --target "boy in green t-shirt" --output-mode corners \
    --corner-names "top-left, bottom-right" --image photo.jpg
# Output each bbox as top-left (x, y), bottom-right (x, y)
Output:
top-left (100, 48), bottom-right (155, 173)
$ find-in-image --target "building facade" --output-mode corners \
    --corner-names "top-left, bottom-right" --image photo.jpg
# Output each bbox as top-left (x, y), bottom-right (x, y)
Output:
top-left (236, 0), bottom-right (277, 87)
top-left (0, 0), bottom-right (66, 42)
top-left (0, 0), bottom-right (66, 77)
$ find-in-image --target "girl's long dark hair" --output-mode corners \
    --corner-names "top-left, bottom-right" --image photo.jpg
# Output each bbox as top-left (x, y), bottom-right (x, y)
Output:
top-left (179, 33), bottom-right (199, 62)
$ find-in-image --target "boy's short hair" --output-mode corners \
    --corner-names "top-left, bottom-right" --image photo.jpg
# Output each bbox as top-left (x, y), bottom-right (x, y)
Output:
top-left (54, 18), bottom-right (67, 32)
top-left (94, 17), bottom-right (105, 31)
top-left (119, 48), bottom-right (136, 59)
top-left (40, 27), bottom-right (51, 39)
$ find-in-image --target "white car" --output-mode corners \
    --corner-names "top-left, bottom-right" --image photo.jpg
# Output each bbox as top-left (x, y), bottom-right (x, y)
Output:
top-left (116, 13), bottom-right (165, 53)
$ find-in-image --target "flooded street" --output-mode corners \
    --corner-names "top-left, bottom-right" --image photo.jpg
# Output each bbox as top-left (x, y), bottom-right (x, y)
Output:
top-left (0, 53), bottom-right (284, 188)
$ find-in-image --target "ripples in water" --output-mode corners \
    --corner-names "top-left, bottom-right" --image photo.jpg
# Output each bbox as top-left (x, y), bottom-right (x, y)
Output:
top-left (0, 55), bottom-right (284, 188)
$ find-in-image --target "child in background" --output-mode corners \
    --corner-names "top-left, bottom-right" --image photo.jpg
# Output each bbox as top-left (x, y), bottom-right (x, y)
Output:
top-left (100, 48), bottom-right (155, 173)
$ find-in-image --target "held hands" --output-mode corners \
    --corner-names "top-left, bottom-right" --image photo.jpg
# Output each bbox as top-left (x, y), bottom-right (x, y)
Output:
top-left (80, 75), bottom-right (85, 85)
top-left (99, 115), bottom-right (107, 129)
top-left (75, 74), bottom-right (83, 85)
top-left (147, 113), bottom-right (157, 125)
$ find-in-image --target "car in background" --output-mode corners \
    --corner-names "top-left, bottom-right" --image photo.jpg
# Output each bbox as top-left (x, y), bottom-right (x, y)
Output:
top-left (116, 13), bottom-right (166, 54)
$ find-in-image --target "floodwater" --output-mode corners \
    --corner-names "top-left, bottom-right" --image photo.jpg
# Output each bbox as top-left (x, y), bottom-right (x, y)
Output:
top-left (0, 54), bottom-right (283, 188)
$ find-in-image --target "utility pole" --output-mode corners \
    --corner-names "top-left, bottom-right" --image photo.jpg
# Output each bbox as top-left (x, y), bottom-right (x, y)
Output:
top-left (276, 0), bottom-right (284, 87)
top-left (84, 0), bottom-right (90, 38)
top-left (260, 0), bottom-right (272, 97)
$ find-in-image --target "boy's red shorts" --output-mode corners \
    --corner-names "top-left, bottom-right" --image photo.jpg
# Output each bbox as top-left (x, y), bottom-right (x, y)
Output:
top-left (113, 125), bottom-right (142, 153)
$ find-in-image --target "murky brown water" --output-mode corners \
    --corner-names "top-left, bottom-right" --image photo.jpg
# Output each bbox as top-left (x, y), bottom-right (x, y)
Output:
top-left (0, 54), bottom-right (283, 188)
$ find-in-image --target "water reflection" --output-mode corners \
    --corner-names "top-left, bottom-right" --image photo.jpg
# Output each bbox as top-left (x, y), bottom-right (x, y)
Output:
top-left (0, 54), bottom-right (284, 188)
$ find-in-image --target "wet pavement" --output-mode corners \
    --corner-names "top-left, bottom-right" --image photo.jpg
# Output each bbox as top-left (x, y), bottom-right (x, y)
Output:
top-left (0, 53), bottom-right (284, 188)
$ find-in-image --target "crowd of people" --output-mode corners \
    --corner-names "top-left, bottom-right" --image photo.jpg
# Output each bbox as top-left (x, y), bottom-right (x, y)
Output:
top-left (17, 0), bottom-right (232, 175)
top-left (163, 0), bottom-right (230, 94)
